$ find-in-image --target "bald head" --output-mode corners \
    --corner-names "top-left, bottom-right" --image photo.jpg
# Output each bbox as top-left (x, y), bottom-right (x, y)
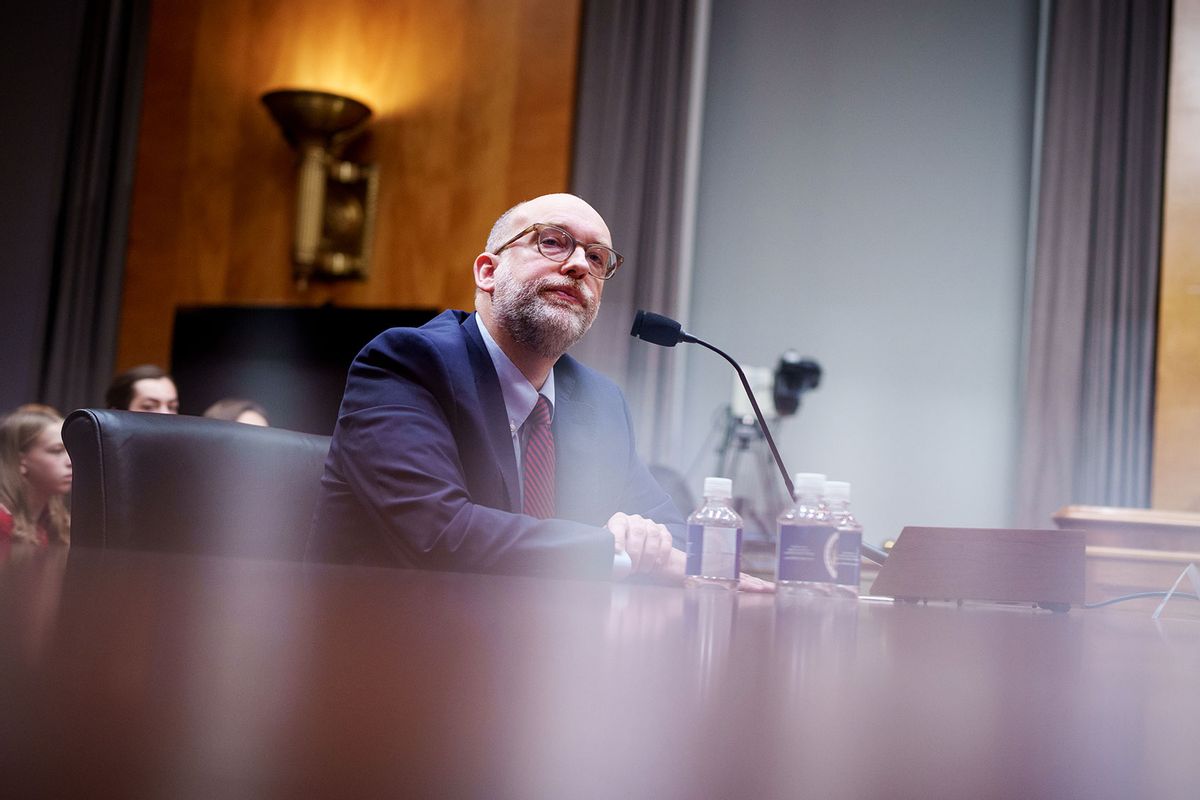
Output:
top-left (485, 193), bottom-right (613, 254)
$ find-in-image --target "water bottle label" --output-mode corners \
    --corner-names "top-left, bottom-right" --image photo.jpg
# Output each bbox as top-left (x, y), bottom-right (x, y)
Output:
top-left (686, 524), bottom-right (742, 579)
top-left (836, 530), bottom-right (862, 586)
top-left (777, 524), bottom-right (838, 582)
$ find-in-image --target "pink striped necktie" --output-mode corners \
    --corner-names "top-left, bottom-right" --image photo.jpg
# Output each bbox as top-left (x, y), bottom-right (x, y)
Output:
top-left (522, 395), bottom-right (556, 519)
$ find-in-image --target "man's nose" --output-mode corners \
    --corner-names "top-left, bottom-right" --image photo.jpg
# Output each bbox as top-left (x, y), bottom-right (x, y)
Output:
top-left (560, 244), bottom-right (589, 278)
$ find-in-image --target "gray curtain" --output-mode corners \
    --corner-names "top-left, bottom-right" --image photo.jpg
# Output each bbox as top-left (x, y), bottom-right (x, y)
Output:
top-left (39, 0), bottom-right (150, 413)
top-left (1016, 0), bottom-right (1170, 527)
top-left (570, 0), bottom-right (707, 462)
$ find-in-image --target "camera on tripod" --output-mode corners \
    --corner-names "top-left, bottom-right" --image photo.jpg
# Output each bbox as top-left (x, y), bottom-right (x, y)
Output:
top-left (718, 351), bottom-right (820, 465)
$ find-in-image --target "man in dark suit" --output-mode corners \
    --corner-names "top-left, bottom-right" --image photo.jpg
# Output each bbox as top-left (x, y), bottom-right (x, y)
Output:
top-left (308, 193), bottom-right (688, 581)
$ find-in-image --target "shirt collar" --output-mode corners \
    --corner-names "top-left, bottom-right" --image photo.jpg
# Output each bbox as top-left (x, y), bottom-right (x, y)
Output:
top-left (476, 314), bottom-right (555, 433)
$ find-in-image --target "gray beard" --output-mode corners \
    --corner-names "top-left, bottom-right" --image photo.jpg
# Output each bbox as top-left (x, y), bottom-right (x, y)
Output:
top-left (492, 270), bottom-right (598, 359)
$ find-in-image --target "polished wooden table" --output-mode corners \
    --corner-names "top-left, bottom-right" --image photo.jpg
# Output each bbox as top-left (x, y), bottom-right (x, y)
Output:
top-left (2, 544), bottom-right (1198, 799)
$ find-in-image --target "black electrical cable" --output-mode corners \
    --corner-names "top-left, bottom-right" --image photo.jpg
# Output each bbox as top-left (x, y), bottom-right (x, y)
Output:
top-left (1083, 591), bottom-right (1200, 609)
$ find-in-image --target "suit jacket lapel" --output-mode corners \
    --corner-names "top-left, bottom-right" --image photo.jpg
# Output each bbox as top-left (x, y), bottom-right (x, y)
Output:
top-left (462, 314), bottom-right (521, 512)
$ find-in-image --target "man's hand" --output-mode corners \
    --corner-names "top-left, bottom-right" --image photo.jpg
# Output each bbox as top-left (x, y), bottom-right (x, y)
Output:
top-left (737, 573), bottom-right (775, 593)
top-left (606, 514), bottom-right (774, 591)
top-left (606, 512), bottom-right (677, 577)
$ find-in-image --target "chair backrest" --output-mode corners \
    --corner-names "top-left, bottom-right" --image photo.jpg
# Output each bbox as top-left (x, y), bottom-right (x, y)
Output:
top-left (63, 409), bottom-right (331, 561)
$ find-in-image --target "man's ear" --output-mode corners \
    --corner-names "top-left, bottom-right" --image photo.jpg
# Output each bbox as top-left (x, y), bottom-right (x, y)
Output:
top-left (473, 252), bottom-right (498, 295)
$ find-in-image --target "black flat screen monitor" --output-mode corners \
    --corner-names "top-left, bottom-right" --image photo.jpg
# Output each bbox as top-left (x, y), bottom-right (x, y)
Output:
top-left (171, 305), bottom-right (437, 435)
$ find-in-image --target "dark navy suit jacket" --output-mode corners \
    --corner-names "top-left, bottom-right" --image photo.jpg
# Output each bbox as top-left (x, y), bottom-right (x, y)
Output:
top-left (308, 310), bottom-right (681, 578)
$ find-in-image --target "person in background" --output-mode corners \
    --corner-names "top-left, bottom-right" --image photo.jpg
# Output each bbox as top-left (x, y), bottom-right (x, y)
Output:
top-left (105, 365), bottom-right (179, 414)
top-left (203, 398), bottom-right (270, 427)
top-left (0, 407), bottom-right (72, 546)
top-left (15, 403), bottom-right (63, 417)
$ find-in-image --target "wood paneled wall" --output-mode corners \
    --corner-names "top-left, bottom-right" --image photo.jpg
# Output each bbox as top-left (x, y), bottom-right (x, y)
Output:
top-left (1153, 0), bottom-right (1200, 511)
top-left (118, 0), bottom-right (581, 370)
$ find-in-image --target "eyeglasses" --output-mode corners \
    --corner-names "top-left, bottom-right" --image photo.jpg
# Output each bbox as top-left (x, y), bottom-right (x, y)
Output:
top-left (493, 223), bottom-right (623, 280)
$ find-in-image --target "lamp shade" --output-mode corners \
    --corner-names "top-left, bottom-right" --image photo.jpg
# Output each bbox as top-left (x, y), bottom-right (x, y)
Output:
top-left (261, 89), bottom-right (372, 148)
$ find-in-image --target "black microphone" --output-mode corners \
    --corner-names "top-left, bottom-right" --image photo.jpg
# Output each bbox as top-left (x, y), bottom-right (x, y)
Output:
top-left (630, 310), bottom-right (887, 566)
top-left (629, 310), bottom-right (694, 347)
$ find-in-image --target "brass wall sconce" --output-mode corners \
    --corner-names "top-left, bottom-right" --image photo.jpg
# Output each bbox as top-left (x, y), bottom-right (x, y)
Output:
top-left (262, 89), bottom-right (380, 289)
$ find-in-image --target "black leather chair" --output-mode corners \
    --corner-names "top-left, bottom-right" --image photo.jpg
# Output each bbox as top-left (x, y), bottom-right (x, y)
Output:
top-left (63, 409), bottom-right (331, 561)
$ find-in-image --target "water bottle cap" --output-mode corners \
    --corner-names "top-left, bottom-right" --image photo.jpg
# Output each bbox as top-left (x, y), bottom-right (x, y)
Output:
top-left (824, 480), bottom-right (851, 502)
top-left (703, 477), bottom-right (733, 499)
top-left (793, 472), bottom-right (826, 496)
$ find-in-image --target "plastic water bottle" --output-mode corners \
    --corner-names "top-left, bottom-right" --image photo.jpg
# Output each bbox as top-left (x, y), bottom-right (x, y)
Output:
top-left (824, 480), bottom-right (862, 598)
top-left (776, 472), bottom-right (838, 596)
top-left (685, 477), bottom-right (743, 590)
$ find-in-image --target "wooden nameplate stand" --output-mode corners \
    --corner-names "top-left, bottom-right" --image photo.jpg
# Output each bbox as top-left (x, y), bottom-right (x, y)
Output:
top-left (870, 527), bottom-right (1087, 612)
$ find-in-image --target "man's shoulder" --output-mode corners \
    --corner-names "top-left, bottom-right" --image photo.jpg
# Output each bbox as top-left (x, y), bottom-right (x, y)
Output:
top-left (360, 310), bottom-right (473, 360)
top-left (373, 309), bottom-right (469, 344)
top-left (336, 311), bottom-right (482, 419)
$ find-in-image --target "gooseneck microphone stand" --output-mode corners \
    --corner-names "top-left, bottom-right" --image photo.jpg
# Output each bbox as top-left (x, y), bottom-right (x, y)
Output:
top-left (630, 311), bottom-right (794, 501)
top-left (631, 309), bottom-right (887, 565)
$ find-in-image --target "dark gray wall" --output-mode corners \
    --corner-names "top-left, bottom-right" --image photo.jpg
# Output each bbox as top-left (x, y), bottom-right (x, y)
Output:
top-left (0, 4), bottom-right (85, 412)
top-left (683, 0), bottom-right (1039, 543)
